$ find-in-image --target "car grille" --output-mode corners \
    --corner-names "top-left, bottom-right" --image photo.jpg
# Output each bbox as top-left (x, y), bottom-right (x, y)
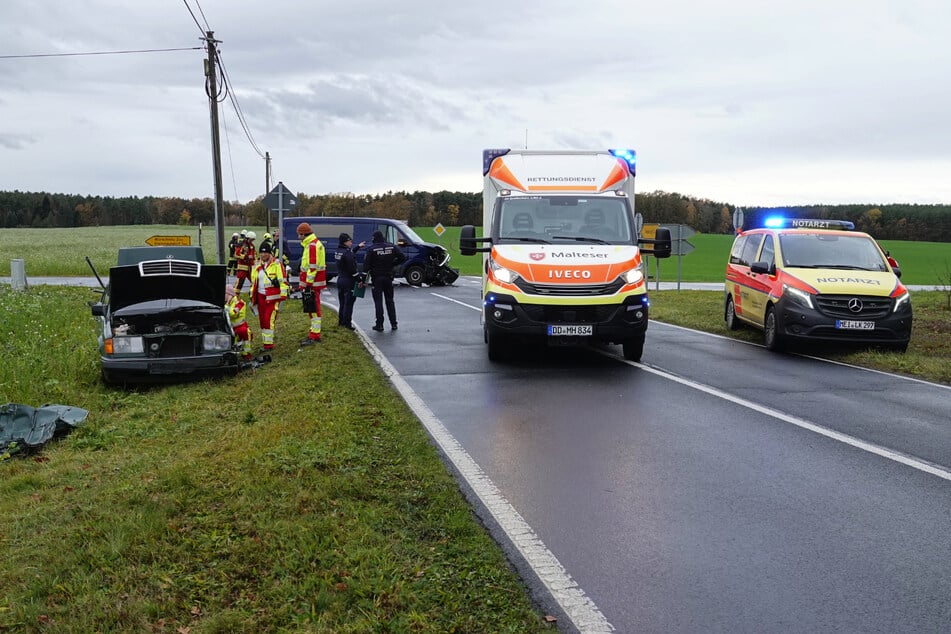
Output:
top-left (513, 279), bottom-right (624, 296)
top-left (149, 334), bottom-right (199, 357)
top-left (139, 259), bottom-right (201, 277)
top-left (815, 294), bottom-right (893, 319)
top-left (521, 305), bottom-right (619, 323)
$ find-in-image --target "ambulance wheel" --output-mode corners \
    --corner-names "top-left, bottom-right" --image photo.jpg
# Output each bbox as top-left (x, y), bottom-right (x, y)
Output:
top-left (486, 327), bottom-right (509, 362)
top-left (404, 265), bottom-right (425, 286)
top-left (764, 306), bottom-right (784, 351)
top-left (725, 295), bottom-right (740, 331)
top-left (622, 334), bottom-right (645, 362)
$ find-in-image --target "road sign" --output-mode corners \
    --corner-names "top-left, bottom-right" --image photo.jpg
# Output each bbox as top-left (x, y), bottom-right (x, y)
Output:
top-left (733, 208), bottom-right (745, 231)
top-left (660, 224), bottom-right (696, 239)
top-left (145, 235), bottom-right (191, 246)
top-left (263, 182), bottom-right (298, 211)
top-left (670, 240), bottom-right (695, 256)
top-left (640, 223), bottom-right (659, 241)
top-left (434, 222), bottom-right (446, 237)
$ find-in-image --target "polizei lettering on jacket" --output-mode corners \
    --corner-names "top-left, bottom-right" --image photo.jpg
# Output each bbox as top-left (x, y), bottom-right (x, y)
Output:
top-left (549, 270), bottom-right (592, 279)
top-left (815, 277), bottom-right (881, 285)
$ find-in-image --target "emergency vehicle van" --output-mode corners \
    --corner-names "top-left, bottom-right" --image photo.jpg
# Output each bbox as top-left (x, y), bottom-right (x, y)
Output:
top-left (460, 149), bottom-right (671, 361)
top-left (724, 217), bottom-right (912, 352)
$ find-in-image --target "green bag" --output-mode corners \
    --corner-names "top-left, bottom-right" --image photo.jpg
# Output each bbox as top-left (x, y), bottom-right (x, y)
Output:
top-left (352, 281), bottom-right (366, 298)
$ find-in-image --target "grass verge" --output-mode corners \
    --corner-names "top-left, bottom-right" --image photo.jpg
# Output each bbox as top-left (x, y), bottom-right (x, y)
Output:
top-left (0, 286), bottom-right (552, 633)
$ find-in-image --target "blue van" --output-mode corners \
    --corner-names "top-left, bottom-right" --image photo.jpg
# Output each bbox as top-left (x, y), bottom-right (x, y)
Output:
top-left (281, 216), bottom-right (459, 287)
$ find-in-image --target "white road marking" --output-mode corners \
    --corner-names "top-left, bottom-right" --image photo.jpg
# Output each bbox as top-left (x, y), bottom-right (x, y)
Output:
top-left (358, 325), bottom-right (616, 633)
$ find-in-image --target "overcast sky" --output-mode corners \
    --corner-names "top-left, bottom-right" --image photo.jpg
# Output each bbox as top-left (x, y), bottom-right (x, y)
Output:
top-left (1, 0), bottom-right (949, 207)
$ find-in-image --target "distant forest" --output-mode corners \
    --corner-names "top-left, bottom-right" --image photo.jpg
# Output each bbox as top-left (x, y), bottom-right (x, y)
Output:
top-left (1, 189), bottom-right (949, 242)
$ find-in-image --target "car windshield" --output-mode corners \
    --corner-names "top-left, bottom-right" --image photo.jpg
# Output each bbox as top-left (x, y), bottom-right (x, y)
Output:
top-left (394, 222), bottom-right (425, 244)
top-left (779, 233), bottom-right (889, 271)
top-left (495, 196), bottom-right (634, 244)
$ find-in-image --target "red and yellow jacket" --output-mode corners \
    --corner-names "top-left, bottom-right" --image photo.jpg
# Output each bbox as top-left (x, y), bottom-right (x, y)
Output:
top-left (226, 294), bottom-right (248, 327)
top-left (299, 234), bottom-right (326, 289)
top-left (250, 258), bottom-right (289, 303)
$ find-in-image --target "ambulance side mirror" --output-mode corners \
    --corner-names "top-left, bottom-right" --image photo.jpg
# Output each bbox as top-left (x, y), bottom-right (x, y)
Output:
top-left (460, 225), bottom-right (491, 255)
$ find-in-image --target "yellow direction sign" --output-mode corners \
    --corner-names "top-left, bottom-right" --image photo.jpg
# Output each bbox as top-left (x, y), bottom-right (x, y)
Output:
top-left (640, 223), bottom-right (659, 240)
top-left (145, 235), bottom-right (191, 246)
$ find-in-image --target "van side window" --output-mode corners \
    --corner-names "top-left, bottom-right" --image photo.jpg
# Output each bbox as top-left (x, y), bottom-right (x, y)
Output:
top-left (740, 234), bottom-right (765, 267)
top-left (759, 235), bottom-right (775, 269)
top-left (729, 236), bottom-right (749, 266)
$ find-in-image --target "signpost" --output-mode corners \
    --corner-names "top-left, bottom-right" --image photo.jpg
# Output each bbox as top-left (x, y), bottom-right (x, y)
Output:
top-left (658, 224), bottom-right (697, 290)
top-left (145, 235), bottom-right (191, 246)
top-left (263, 182), bottom-right (299, 259)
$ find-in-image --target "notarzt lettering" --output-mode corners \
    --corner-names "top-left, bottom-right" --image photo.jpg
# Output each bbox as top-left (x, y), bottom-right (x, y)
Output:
top-left (816, 277), bottom-right (882, 285)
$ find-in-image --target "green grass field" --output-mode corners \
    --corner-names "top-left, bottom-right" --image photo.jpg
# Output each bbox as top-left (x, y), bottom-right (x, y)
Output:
top-left (2, 226), bottom-right (948, 286)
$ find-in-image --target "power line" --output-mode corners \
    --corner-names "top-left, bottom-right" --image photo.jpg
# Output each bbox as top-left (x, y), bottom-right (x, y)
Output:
top-left (193, 0), bottom-right (212, 32)
top-left (217, 52), bottom-right (266, 159)
top-left (181, 0), bottom-right (206, 36)
top-left (0, 47), bottom-right (200, 60)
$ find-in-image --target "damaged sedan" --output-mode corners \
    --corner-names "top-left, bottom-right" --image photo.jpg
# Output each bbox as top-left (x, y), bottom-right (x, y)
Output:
top-left (89, 246), bottom-right (239, 385)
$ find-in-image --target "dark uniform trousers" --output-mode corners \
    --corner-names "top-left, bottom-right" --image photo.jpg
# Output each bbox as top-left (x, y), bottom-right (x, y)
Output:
top-left (371, 276), bottom-right (396, 328)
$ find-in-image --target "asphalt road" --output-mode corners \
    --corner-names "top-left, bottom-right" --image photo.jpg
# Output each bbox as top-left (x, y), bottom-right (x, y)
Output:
top-left (359, 276), bottom-right (951, 634)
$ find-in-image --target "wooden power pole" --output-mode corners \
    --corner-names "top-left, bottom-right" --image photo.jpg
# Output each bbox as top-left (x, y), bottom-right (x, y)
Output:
top-left (204, 31), bottom-right (226, 264)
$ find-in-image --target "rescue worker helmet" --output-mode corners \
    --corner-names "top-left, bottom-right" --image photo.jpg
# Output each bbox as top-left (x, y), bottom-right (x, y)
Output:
top-left (246, 231), bottom-right (257, 240)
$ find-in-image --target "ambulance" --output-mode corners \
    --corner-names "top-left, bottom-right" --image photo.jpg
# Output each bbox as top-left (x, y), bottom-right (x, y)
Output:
top-left (724, 217), bottom-right (912, 352)
top-left (459, 149), bottom-right (671, 361)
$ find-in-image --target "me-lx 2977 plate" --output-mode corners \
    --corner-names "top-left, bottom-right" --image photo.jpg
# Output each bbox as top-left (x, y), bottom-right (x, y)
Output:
top-left (548, 324), bottom-right (593, 336)
top-left (835, 320), bottom-right (875, 330)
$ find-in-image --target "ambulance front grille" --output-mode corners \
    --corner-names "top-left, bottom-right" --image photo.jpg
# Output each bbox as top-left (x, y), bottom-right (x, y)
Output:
top-left (815, 295), bottom-right (893, 319)
top-left (521, 305), bottom-right (618, 323)
top-left (513, 279), bottom-right (624, 296)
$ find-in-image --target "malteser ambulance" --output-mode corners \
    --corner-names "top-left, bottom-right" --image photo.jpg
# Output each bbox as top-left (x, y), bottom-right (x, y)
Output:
top-left (460, 149), bottom-right (671, 361)
top-left (724, 217), bottom-right (913, 352)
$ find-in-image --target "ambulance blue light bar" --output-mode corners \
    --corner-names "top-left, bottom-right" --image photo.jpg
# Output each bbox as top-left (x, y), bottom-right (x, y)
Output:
top-left (763, 217), bottom-right (854, 230)
top-left (609, 149), bottom-right (637, 175)
top-left (483, 148), bottom-right (511, 175)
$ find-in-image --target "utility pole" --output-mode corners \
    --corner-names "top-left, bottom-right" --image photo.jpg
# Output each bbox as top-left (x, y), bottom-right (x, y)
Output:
top-left (265, 151), bottom-right (271, 233)
top-left (204, 31), bottom-right (226, 264)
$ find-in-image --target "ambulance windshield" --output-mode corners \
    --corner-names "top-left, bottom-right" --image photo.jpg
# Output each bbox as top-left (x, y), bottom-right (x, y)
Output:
top-left (496, 196), bottom-right (633, 244)
top-left (780, 233), bottom-right (889, 271)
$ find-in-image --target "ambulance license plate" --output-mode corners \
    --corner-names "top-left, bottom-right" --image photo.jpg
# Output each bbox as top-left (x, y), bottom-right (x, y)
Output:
top-left (836, 320), bottom-right (874, 330)
top-left (548, 324), bottom-right (593, 336)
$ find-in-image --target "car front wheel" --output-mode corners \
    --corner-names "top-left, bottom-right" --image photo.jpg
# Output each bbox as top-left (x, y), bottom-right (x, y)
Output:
top-left (764, 306), bottom-right (784, 351)
top-left (404, 264), bottom-right (425, 286)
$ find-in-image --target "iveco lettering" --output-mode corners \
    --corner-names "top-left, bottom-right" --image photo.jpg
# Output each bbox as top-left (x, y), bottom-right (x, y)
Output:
top-left (724, 217), bottom-right (912, 352)
top-left (460, 149), bottom-right (672, 361)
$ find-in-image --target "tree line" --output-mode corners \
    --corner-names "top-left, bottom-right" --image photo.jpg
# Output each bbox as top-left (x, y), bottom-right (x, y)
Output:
top-left (1, 188), bottom-right (949, 242)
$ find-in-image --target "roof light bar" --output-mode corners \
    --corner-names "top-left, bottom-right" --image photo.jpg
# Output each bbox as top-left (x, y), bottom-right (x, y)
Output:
top-left (609, 148), bottom-right (637, 175)
top-left (763, 217), bottom-right (855, 231)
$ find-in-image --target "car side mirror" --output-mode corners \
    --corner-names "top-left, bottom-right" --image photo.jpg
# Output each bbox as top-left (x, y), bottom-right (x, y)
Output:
top-left (892, 266), bottom-right (902, 279)
top-left (91, 303), bottom-right (106, 317)
top-left (750, 261), bottom-right (774, 275)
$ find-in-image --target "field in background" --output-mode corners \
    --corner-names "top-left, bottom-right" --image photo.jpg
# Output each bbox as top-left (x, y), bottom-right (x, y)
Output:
top-left (1, 225), bottom-right (948, 286)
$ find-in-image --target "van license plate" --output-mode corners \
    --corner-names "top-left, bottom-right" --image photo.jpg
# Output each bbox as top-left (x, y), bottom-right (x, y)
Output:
top-left (548, 324), bottom-right (593, 336)
top-left (836, 320), bottom-right (874, 330)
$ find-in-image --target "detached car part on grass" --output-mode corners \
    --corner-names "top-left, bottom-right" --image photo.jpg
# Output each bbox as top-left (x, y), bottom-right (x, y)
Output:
top-left (1, 403), bottom-right (88, 457)
top-left (88, 247), bottom-right (240, 385)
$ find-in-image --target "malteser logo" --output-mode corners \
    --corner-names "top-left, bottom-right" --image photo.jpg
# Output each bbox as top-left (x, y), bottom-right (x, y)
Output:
top-left (530, 252), bottom-right (545, 261)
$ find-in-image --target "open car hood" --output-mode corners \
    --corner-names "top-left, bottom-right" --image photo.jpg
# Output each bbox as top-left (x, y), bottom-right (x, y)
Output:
top-left (108, 262), bottom-right (227, 312)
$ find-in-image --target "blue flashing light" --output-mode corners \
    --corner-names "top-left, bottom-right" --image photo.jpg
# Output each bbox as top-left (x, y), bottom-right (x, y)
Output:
top-left (761, 217), bottom-right (855, 231)
top-left (609, 148), bottom-right (637, 175)
top-left (483, 149), bottom-right (511, 175)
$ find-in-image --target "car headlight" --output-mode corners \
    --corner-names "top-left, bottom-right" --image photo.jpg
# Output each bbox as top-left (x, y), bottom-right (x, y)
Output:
top-left (202, 333), bottom-right (233, 352)
top-left (893, 290), bottom-right (910, 313)
top-left (489, 259), bottom-right (518, 284)
top-left (110, 336), bottom-right (144, 354)
top-left (783, 284), bottom-right (814, 309)
top-left (621, 268), bottom-right (644, 284)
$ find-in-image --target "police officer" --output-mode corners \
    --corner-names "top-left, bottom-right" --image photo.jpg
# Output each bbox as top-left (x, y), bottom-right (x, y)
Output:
top-left (334, 233), bottom-right (361, 330)
top-left (363, 230), bottom-right (406, 331)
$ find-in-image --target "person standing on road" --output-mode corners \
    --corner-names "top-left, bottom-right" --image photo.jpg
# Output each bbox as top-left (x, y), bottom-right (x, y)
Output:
top-left (334, 232), bottom-right (361, 330)
top-left (234, 230), bottom-right (256, 293)
top-left (363, 230), bottom-right (406, 332)
top-left (297, 222), bottom-right (327, 345)
top-left (248, 242), bottom-right (288, 352)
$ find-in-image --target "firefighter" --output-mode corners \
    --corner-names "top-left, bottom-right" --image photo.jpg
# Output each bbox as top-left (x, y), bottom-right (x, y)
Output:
top-left (248, 241), bottom-right (288, 352)
top-left (227, 232), bottom-right (241, 276)
top-left (225, 284), bottom-right (252, 361)
top-left (235, 231), bottom-right (257, 293)
top-left (297, 222), bottom-right (326, 345)
top-left (259, 232), bottom-right (273, 255)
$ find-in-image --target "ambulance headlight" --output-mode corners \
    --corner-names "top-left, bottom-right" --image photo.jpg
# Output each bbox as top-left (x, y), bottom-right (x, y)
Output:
top-left (620, 268), bottom-right (644, 284)
top-left (783, 284), bottom-right (814, 310)
top-left (489, 259), bottom-right (519, 284)
top-left (893, 290), bottom-right (910, 312)
top-left (202, 334), bottom-right (233, 352)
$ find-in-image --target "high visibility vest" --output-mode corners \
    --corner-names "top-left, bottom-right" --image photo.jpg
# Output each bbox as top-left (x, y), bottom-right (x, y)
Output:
top-left (299, 234), bottom-right (327, 289)
top-left (226, 295), bottom-right (247, 327)
top-left (235, 243), bottom-right (252, 273)
top-left (250, 259), bottom-right (289, 302)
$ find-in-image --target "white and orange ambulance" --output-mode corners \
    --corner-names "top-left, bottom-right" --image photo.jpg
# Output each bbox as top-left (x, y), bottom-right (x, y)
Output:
top-left (460, 149), bottom-right (671, 361)
top-left (724, 217), bottom-right (913, 352)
